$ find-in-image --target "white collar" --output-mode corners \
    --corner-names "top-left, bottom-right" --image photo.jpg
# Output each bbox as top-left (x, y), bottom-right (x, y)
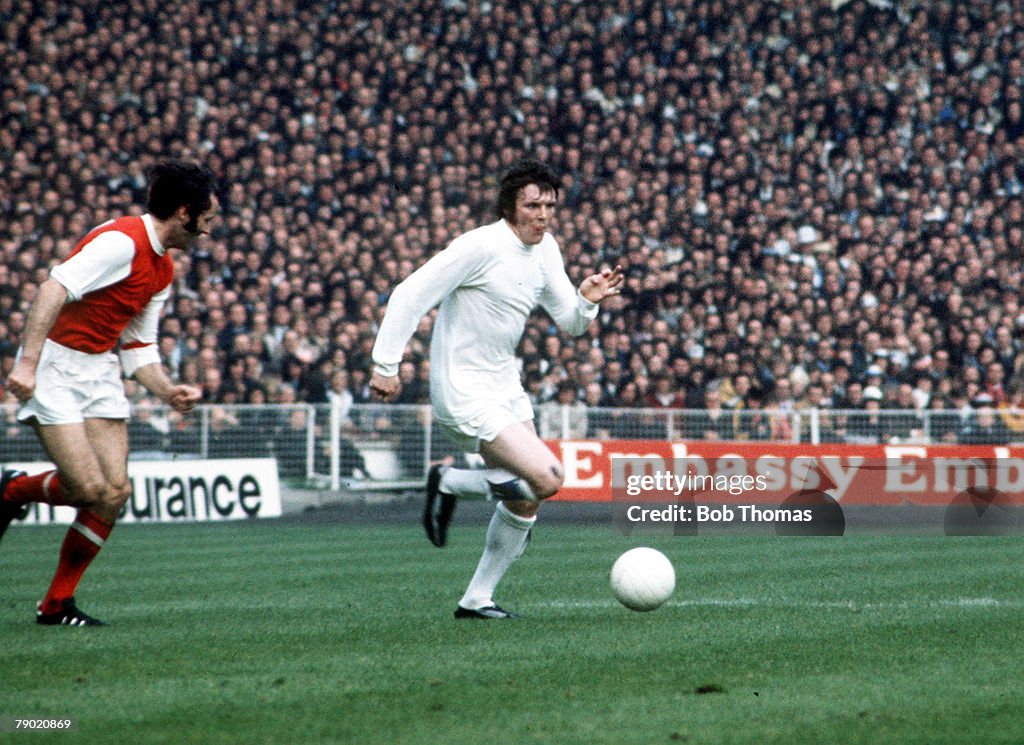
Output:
top-left (142, 213), bottom-right (166, 255)
top-left (501, 218), bottom-right (538, 250)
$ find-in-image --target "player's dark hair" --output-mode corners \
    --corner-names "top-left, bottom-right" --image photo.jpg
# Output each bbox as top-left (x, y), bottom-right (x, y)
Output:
top-left (147, 160), bottom-right (217, 224)
top-left (495, 158), bottom-right (560, 221)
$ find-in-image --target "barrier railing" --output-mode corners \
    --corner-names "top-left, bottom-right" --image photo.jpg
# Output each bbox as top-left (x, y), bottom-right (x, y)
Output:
top-left (3, 403), bottom-right (1021, 489)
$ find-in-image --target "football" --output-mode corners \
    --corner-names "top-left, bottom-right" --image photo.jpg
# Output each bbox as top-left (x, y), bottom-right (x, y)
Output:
top-left (610, 547), bottom-right (676, 612)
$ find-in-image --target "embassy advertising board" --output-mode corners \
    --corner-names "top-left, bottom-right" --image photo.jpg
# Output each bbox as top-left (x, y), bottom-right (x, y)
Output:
top-left (10, 459), bottom-right (282, 526)
top-left (544, 441), bottom-right (1024, 535)
top-left (544, 440), bottom-right (1024, 505)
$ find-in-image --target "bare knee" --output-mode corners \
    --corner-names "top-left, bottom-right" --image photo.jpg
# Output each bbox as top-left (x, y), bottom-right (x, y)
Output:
top-left (530, 462), bottom-right (564, 501)
top-left (506, 464), bottom-right (563, 518)
top-left (76, 478), bottom-right (130, 512)
top-left (75, 478), bottom-right (106, 509)
top-left (109, 479), bottom-right (131, 509)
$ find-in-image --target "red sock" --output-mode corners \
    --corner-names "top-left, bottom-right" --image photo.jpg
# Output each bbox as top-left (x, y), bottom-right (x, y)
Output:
top-left (3, 470), bottom-right (68, 505)
top-left (40, 510), bottom-right (114, 614)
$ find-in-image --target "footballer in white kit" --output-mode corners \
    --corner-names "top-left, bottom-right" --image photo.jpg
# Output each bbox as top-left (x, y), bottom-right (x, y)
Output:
top-left (372, 218), bottom-right (598, 451)
top-left (370, 158), bottom-right (623, 619)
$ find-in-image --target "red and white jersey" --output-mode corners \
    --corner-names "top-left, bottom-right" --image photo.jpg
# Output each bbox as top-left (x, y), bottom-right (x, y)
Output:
top-left (49, 214), bottom-right (172, 359)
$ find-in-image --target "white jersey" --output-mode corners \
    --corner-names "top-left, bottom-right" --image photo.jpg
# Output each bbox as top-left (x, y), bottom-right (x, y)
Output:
top-left (372, 219), bottom-right (597, 426)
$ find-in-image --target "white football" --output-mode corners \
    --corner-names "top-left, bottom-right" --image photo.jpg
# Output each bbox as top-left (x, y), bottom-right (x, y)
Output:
top-left (610, 547), bottom-right (675, 612)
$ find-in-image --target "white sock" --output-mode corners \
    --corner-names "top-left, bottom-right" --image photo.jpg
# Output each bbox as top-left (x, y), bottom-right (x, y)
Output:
top-left (458, 502), bottom-right (536, 610)
top-left (441, 467), bottom-right (534, 501)
top-left (440, 467), bottom-right (489, 498)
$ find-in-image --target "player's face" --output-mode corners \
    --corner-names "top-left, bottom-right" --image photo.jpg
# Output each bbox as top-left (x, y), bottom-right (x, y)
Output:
top-left (189, 195), bottom-right (220, 237)
top-left (174, 195), bottom-right (219, 248)
top-left (508, 183), bottom-right (556, 245)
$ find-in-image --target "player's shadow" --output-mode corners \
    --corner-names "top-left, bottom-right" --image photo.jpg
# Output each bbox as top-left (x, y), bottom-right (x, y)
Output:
top-left (943, 486), bottom-right (1022, 536)
top-left (774, 489), bottom-right (846, 536)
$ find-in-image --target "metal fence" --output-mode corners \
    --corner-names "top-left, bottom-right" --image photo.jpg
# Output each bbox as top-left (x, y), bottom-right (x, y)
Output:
top-left (3, 403), bottom-right (1021, 489)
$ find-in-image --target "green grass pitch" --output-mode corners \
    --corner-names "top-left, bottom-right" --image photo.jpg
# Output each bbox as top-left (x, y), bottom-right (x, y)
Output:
top-left (1, 505), bottom-right (1022, 744)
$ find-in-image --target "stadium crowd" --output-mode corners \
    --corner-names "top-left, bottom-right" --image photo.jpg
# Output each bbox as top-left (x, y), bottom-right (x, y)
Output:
top-left (4, 0), bottom-right (1024, 446)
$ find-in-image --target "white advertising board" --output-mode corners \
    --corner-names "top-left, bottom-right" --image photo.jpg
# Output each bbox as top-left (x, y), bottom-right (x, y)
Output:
top-left (8, 459), bottom-right (282, 525)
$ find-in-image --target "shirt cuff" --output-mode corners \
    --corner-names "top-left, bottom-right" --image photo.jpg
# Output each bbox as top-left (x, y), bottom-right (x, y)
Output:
top-left (119, 344), bottom-right (160, 379)
top-left (576, 290), bottom-right (599, 318)
top-left (374, 361), bottom-right (400, 378)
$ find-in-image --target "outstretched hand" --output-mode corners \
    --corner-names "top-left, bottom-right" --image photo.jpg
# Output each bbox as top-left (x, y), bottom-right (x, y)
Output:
top-left (580, 264), bottom-right (625, 304)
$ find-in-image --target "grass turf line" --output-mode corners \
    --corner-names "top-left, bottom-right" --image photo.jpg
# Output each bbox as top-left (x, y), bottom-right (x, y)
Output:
top-left (1, 520), bottom-right (1021, 744)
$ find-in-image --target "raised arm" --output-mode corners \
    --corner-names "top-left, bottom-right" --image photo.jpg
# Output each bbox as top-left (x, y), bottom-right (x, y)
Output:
top-left (539, 241), bottom-right (624, 337)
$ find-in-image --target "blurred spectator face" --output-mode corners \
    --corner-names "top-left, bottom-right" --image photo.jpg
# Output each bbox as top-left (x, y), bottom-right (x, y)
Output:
top-left (734, 374), bottom-right (751, 397)
top-left (605, 360), bottom-right (623, 383)
top-left (331, 370), bottom-right (349, 392)
top-left (399, 360), bottom-right (416, 383)
top-left (618, 383), bottom-right (639, 406)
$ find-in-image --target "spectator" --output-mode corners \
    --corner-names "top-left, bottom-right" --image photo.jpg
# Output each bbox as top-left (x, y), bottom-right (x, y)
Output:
top-left (692, 388), bottom-right (734, 441)
top-left (927, 395), bottom-right (966, 445)
top-left (274, 407), bottom-right (314, 480)
top-left (582, 381), bottom-right (613, 440)
top-left (847, 385), bottom-right (885, 445)
top-left (128, 398), bottom-right (170, 457)
top-left (643, 372), bottom-right (685, 409)
top-left (735, 389), bottom-right (772, 442)
top-left (959, 394), bottom-right (1012, 446)
top-left (537, 381), bottom-right (589, 440)
top-left (882, 383), bottom-right (925, 444)
top-left (998, 380), bottom-right (1024, 441)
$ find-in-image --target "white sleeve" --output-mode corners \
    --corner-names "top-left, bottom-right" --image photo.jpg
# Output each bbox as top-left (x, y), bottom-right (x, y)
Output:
top-left (50, 230), bottom-right (135, 301)
top-left (538, 241), bottom-right (598, 336)
top-left (371, 236), bottom-right (487, 376)
top-left (118, 285), bottom-right (170, 378)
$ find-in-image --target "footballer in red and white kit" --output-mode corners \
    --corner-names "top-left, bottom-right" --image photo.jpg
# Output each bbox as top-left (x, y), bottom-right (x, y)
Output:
top-left (1, 161), bottom-right (219, 627)
top-left (19, 213), bottom-right (175, 425)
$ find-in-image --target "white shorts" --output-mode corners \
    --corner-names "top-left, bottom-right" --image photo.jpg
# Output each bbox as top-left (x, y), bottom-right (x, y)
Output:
top-left (437, 391), bottom-right (534, 453)
top-left (17, 339), bottom-right (130, 425)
